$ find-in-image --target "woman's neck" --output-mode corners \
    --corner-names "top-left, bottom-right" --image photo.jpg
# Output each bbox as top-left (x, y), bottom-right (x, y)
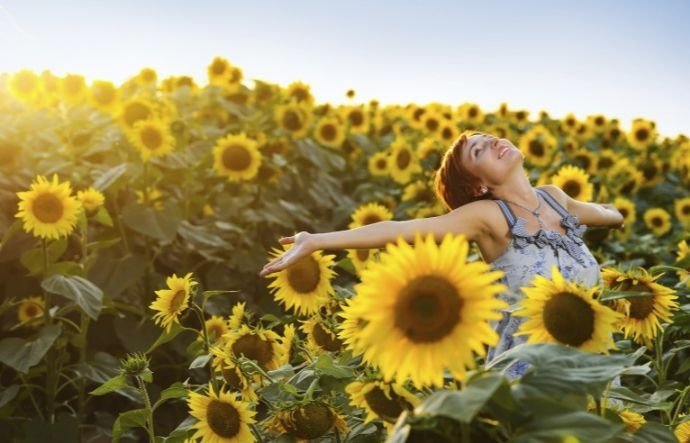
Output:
top-left (490, 178), bottom-right (538, 208)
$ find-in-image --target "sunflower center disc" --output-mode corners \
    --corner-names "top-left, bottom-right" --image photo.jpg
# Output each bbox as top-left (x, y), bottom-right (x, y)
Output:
top-left (364, 386), bottom-right (411, 423)
top-left (651, 217), bottom-right (663, 227)
top-left (349, 111), bottom-right (364, 126)
top-left (288, 403), bottom-right (334, 439)
top-left (32, 193), bottom-right (64, 223)
top-left (362, 215), bottom-right (381, 226)
top-left (683, 205), bottom-right (690, 215)
top-left (283, 110), bottom-right (302, 131)
top-left (542, 292), bottom-right (594, 347)
top-left (222, 144), bottom-right (251, 171)
top-left (394, 276), bottom-right (461, 343)
top-left (356, 249), bottom-right (370, 261)
top-left (529, 140), bottom-right (544, 157)
top-left (141, 127), bottom-right (163, 150)
top-left (623, 283), bottom-right (655, 319)
top-left (206, 399), bottom-right (241, 438)
top-left (563, 180), bottom-right (582, 199)
top-left (312, 322), bottom-right (342, 352)
top-left (286, 256), bottom-right (321, 293)
top-left (320, 125), bottom-right (337, 141)
top-left (221, 366), bottom-right (242, 390)
top-left (24, 305), bottom-right (38, 317)
top-left (396, 149), bottom-right (411, 169)
top-left (231, 334), bottom-right (274, 368)
top-left (169, 290), bottom-right (187, 312)
top-left (636, 129), bottom-right (649, 141)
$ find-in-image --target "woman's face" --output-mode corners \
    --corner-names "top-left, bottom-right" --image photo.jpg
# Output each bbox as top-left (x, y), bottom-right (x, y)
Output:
top-left (460, 134), bottom-right (523, 191)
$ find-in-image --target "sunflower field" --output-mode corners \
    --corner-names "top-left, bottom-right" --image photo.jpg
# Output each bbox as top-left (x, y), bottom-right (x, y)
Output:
top-left (1, 57), bottom-right (690, 443)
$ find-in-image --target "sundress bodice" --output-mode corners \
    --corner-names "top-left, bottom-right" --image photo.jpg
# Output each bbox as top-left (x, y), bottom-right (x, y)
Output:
top-left (484, 188), bottom-right (602, 379)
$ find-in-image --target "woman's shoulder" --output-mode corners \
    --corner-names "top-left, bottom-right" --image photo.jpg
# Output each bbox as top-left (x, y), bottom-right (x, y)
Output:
top-left (536, 185), bottom-right (569, 209)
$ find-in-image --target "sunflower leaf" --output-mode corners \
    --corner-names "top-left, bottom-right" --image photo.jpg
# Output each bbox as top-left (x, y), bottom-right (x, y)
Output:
top-left (90, 373), bottom-right (129, 396)
top-left (600, 289), bottom-right (655, 301)
top-left (146, 322), bottom-right (184, 354)
top-left (41, 274), bottom-right (104, 320)
top-left (93, 163), bottom-right (127, 191)
top-left (0, 324), bottom-right (60, 373)
top-left (112, 408), bottom-right (149, 443)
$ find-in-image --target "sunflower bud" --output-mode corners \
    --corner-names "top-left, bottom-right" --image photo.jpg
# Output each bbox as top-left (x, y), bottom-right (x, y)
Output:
top-left (120, 352), bottom-right (151, 379)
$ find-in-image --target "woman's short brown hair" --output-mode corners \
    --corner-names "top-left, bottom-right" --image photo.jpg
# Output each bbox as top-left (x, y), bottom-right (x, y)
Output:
top-left (433, 130), bottom-right (494, 210)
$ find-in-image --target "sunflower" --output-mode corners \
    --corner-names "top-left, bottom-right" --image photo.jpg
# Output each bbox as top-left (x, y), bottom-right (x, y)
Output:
top-left (618, 409), bottom-right (646, 433)
top-left (561, 113), bottom-right (580, 135)
top-left (17, 296), bottom-right (45, 325)
top-left (300, 315), bottom-right (343, 355)
top-left (263, 401), bottom-right (348, 441)
top-left (674, 197), bottom-right (690, 228)
top-left (367, 151), bottom-right (389, 177)
top-left (420, 109), bottom-right (444, 136)
top-left (612, 197), bottom-right (636, 227)
top-left (342, 232), bottom-right (507, 388)
top-left (213, 359), bottom-right (259, 404)
top-left (149, 273), bottom-right (198, 332)
top-left (626, 118), bottom-right (656, 151)
top-left (402, 180), bottom-right (435, 203)
top-left (228, 302), bottom-right (247, 330)
top-left (675, 417), bottom-right (690, 442)
top-left (345, 380), bottom-right (419, 431)
top-left (212, 133), bottom-right (262, 183)
top-left (118, 97), bottom-right (155, 131)
top-left (637, 155), bottom-right (663, 187)
top-left (77, 187), bottom-right (105, 214)
top-left (571, 148), bottom-right (595, 173)
top-left (348, 202), bottom-right (393, 229)
top-left (135, 67), bottom-right (158, 86)
top-left (201, 315), bottom-right (230, 345)
top-left (340, 105), bottom-right (370, 135)
top-left (285, 80), bottom-right (315, 106)
top-left (602, 267), bottom-right (679, 347)
top-left (313, 117), bottom-right (346, 149)
top-left (347, 248), bottom-right (380, 276)
top-left (265, 245), bottom-right (336, 316)
top-left (217, 324), bottom-right (285, 371)
top-left (9, 69), bottom-right (41, 102)
top-left (439, 122), bottom-right (459, 144)
top-left (89, 80), bottom-right (119, 112)
top-left (518, 126), bottom-right (557, 167)
top-left (208, 56), bottom-right (233, 85)
top-left (551, 165), bottom-right (593, 202)
top-left (417, 136), bottom-right (443, 160)
top-left (643, 207), bottom-right (672, 236)
top-left (456, 103), bottom-right (484, 126)
top-left (15, 174), bottom-right (82, 240)
top-left (594, 150), bottom-right (618, 173)
top-left (127, 118), bottom-right (175, 162)
top-left (608, 160), bottom-right (644, 196)
top-left (337, 297), bottom-right (371, 353)
top-left (274, 102), bottom-right (313, 139)
top-left (388, 136), bottom-right (422, 184)
top-left (514, 265), bottom-right (622, 353)
top-left (188, 382), bottom-right (256, 443)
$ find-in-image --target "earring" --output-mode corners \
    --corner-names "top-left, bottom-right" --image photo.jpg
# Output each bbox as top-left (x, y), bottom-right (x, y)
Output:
top-left (480, 186), bottom-right (488, 194)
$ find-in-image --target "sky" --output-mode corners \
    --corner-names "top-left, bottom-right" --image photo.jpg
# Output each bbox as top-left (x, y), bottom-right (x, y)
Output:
top-left (1, 0), bottom-right (689, 138)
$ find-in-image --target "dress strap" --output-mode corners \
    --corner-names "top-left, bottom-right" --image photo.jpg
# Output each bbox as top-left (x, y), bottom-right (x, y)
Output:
top-left (535, 188), bottom-right (569, 219)
top-left (493, 200), bottom-right (517, 228)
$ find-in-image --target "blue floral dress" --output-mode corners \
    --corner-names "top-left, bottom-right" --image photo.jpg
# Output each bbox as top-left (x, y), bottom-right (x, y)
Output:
top-left (484, 188), bottom-right (602, 379)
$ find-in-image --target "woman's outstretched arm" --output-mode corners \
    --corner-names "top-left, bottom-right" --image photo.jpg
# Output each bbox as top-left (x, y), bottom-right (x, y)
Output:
top-left (540, 184), bottom-right (625, 229)
top-left (258, 199), bottom-right (493, 277)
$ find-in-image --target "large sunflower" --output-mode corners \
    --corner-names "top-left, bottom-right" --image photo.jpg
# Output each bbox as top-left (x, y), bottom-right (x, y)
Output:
top-left (263, 401), bottom-right (348, 440)
top-left (550, 165), bottom-right (594, 202)
top-left (345, 380), bottom-right (419, 431)
top-left (347, 248), bottom-right (380, 276)
top-left (518, 125), bottom-right (557, 166)
top-left (188, 382), bottom-right (256, 443)
top-left (16, 174), bottom-right (82, 240)
top-left (213, 133), bottom-right (262, 182)
top-left (118, 97), bottom-right (155, 130)
top-left (345, 232), bottom-right (507, 388)
top-left (602, 267), bottom-right (679, 346)
top-left (626, 118), bottom-right (656, 151)
top-left (300, 315), bottom-right (343, 356)
top-left (149, 273), bottom-right (198, 332)
top-left (217, 324), bottom-right (285, 371)
top-left (388, 136), bottom-right (422, 184)
top-left (348, 202), bottom-right (393, 229)
top-left (265, 245), bottom-right (336, 316)
top-left (514, 265), bottom-right (622, 353)
top-left (643, 207), bottom-right (672, 236)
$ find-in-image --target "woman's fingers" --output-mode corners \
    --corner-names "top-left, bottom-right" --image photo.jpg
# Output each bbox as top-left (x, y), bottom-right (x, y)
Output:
top-left (279, 235), bottom-right (294, 244)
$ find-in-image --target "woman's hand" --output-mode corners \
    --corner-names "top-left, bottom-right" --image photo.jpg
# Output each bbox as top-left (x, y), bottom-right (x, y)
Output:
top-left (259, 231), bottom-right (317, 277)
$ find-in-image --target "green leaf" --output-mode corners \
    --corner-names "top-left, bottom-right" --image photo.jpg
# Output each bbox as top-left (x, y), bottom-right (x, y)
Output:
top-left (630, 421), bottom-right (680, 443)
top-left (0, 384), bottom-right (19, 407)
top-left (93, 206), bottom-right (114, 227)
top-left (314, 354), bottom-right (354, 379)
top-left (0, 324), bottom-right (60, 373)
top-left (600, 289), bottom-right (655, 302)
top-left (20, 237), bottom-right (68, 276)
top-left (153, 382), bottom-right (189, 411)
top-left (146, 322), bottom-right (184, 353)
top-left (41, 274), bottom-right (104, 320)
top-left (90, 373), bottom-right (129, 396)
top-left (512, 411), bottom-right (623, 443)
top-left (415, 373), bottom-right (505, 423)
top-left (189, 354), bottom-right (212, 370)
top-left (178, 220), bottom-right (227, 247)
top-left (93, 163), bottom-right (127, 191)
top-left (122, 202), bottom-right (180, 242)
top-left (112, 408), bottom-right (149, 443)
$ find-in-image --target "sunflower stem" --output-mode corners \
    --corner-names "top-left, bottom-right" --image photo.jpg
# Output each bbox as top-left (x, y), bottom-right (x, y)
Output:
top-left (19, 373), bottom-right (45, 421)
top-left (136, 375), bottom-right (156, 443)
top-left (654, 332), bottom-right (666, 385)
top-left (77, 312), bottom-right (90, 424)
top-left (671, 386), bottom-right (690, 425)
top-left (111, 195), bottom-right (131, 254)
top-left (41, 238), bottom-right (52, 323)
top-left (192, 304), bottom-right (220, 393)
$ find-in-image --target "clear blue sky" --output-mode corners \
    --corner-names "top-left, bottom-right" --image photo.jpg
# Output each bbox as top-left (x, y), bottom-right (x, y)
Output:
top-left (1, 0), bottom-right (688, 138)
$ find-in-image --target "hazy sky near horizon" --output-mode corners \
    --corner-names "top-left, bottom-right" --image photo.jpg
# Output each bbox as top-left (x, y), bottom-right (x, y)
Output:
top-left (1, 0), bottom-right (688, 137)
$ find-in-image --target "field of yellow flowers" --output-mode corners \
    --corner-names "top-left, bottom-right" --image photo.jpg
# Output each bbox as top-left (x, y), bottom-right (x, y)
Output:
top-left (1, 56), bottom-right (689, 442)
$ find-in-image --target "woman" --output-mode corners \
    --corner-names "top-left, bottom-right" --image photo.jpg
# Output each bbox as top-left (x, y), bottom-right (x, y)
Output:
top-left (258, 131), bottom-right (624, 378)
